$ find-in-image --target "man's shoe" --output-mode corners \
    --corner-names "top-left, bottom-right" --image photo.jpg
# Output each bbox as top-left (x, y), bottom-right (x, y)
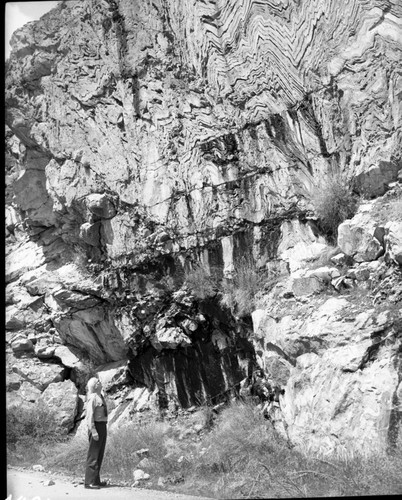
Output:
top-left (99, 480), bottom-right (108, 487)
top-left (85, 484), bottom-right (100, 489)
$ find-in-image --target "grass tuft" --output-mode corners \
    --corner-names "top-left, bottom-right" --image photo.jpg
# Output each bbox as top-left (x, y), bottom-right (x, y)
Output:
top-left (220, 257), bottom-right (279, 317)
top-left (183, 263), bottom-right (220, 300)
top-left (311, 174), bottom-right (358, 242)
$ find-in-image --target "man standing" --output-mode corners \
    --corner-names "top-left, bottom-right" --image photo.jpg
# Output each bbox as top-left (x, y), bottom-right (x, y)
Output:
top-left (85, 377), bottom-right (108, 489)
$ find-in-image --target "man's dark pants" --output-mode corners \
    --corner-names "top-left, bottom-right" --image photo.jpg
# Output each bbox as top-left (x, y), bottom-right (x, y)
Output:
top-left (85, 421), bottom-right (107, 486)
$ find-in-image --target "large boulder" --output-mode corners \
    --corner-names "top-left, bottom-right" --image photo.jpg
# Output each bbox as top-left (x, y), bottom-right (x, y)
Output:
top-left (39, 380), bottom-right (79, 433)
top-left (86, 193), bottom-right (117, 219)
top-left (337, 209), bottom-right (384, 262)
top-left (53, 307), bottom-right (128, 365)
top-left (11, 358), bottom-right (67, 391)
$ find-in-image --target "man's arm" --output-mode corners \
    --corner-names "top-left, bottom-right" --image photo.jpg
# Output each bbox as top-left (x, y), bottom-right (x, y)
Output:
top-left (86, 395), bottom-right (99, 440)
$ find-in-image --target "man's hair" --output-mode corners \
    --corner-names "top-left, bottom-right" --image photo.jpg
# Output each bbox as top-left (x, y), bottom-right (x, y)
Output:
top-left (86, 377), bottom-right (99, 395)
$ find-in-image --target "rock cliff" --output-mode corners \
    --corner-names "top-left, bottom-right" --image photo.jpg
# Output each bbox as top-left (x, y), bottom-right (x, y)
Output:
top-left (5, 0), bottom-right (402, 456)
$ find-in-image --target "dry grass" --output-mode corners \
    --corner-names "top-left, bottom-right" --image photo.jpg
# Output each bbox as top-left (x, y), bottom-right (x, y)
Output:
top-left (8, 400), bottom-right (402, 498)
top-left (220, 257), bottom-right (278, 318)
top-left (311, 174), bottom-right (358, 242)
top-left (7, 403), bottom-right (63, 464)
top-left (184, 263), bottom-right (220, 300)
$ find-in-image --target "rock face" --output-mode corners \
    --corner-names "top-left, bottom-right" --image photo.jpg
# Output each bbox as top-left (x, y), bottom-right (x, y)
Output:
top-left (5, 0), bottom-right (402, 454)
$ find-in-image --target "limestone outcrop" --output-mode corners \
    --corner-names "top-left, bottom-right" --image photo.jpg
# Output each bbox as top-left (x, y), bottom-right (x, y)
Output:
top-left (5, 0), bottom-right (402, 453)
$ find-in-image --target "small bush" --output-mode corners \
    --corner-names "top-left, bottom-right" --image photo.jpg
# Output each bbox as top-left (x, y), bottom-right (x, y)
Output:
top-left (7, 402), bottom-right (62, 464)
top-left (220, 257), bottom-right (275, 317)
top-left (312, 174), bottom-right (358, 241)
top-left (184, 263), bottom-right (220, 299)
top-left (7, 403), bottom-right (60, 446)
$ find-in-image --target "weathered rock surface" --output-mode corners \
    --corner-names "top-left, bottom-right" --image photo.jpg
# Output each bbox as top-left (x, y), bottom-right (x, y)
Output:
top-left (5, 0), bottom-right (402, 454)
top-left (252, 193), bottom-right (402, 455)
top-left (39, 380), bottom-right (79, 433)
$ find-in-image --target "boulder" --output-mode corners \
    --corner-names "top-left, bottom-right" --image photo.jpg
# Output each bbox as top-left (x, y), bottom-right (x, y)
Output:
top-left (35, 343), bottom-right (56, 359)
top-left (39, 380), bottom-right (79, 433)
top-left (11, 336), bottom-right (34, 354)
top-left (305, 266), bottom-right (341, 282)
top-left (151, 327), bottom-right (192, 351)
top-left (53, 345), bottom-right (82, 368)
top-left (384, 221), bottom-right (402, 265)
top-left (54, 307), bottom-right (127, 365)
top-left (12, 359), bottom-right (66, 391)
top-left (132, 469), bottom-right (150, 481)
top-left (330, 253), bottom-right (352, 267)
top-left (337, 210), bottom-right (384, 262)
top-left (292, 275), bottom-right (324, 297)
top-left (354, 161), bottom-right (400, 198)
top-left (79, 222), bottom-right (101, 247)
top-left (86, 193), bottom-right (117, 219)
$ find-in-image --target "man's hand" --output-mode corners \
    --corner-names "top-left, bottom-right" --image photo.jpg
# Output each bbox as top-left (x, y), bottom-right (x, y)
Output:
top-left (92, 430), bottom-right (99, 441)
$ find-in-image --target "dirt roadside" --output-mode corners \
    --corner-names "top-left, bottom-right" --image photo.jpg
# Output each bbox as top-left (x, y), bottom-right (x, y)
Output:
top-left (7, 467), bottom-right (213, 500)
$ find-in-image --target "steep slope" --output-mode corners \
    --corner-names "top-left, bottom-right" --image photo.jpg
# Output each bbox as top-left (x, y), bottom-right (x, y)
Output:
top-left (5, 0), bottom-right (402, 454)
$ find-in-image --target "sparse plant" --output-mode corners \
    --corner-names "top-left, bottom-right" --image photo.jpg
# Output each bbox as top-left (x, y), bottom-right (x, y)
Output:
top-left (312, 174), bottom-right (358, 242)
top-left (219, 257), bottom-right (275, 317)
top-left (184, 263), bottom-right (220, 299)
top-left (7, 402), bottom-right (62, 463)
